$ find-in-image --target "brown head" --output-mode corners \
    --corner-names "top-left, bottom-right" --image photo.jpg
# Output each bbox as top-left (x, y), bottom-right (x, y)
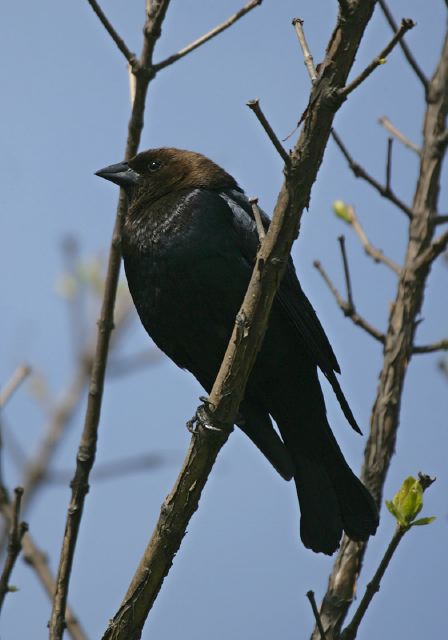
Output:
top-left (96, 147), bottom-right (240, 208)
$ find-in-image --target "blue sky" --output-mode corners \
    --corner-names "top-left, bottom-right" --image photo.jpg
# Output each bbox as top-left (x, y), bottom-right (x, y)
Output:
top-left (1, 2), bottom-right (447, 638)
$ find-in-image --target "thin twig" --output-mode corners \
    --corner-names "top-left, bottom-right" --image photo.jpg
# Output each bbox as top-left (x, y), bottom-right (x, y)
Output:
top-left (0, 300), bottom-right (133, 553)
top-left (314, 260), bottom-right (385, 344)
top-left (378, 116), bottom-right (421, 154)
top-left (331, 129), bottom-right (414, 218)
top-left (413, 339), bottom-right (448, 354)
top-left (348, 205), bottom-right (401, 274)
top-left (378, 0), bottom-right (429, 93)
top-left (338, 236), bottom-right (354, 310)
top-left (45, 452), bottom-right (171, 484)
top-left (0, 488), bottom-right (27, 613)
top-left (306, 590), bottom-right (327, 640)
top-left (0, 492), bottom-right (87, 638)
top-left (340, 19), bottom-right (415, 98)
top-left (340, 526), bottom-right (406, 640)
top-left (0, 366), bottom-right (31, 408)
top-left (385, 137), bottom-right (393, 192)
top-left (247, 99), bottom-right (291, 165)
top-left (292, 18), bottom-right (317, 82)
top-left (49, 2), bottom-right (173, 637)
top-left (154, 0), bottom-right (263, 71)
top-left (249, 197), bottom-right (266, 241)
top-left (86, 0), bottom-right (138, 68)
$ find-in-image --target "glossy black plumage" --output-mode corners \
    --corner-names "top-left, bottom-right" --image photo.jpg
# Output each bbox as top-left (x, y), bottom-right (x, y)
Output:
top-left (96, 147), bottom-right (379, 554)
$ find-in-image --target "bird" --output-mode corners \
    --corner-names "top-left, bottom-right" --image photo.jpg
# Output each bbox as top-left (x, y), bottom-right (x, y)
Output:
top-left (96, 147), bottom-right (378, 555)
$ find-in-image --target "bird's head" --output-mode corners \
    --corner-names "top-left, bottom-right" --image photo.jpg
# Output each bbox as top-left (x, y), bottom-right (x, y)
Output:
top-left (95, 147), bottom-right (239, 205)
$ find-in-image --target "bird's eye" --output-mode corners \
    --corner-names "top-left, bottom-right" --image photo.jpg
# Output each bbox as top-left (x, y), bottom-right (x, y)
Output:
top-left (148, 159), bottom-right (162, 173)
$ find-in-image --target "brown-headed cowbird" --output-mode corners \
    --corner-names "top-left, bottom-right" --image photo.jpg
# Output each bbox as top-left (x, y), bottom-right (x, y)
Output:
top-left (96, 147), bottom-right (378, 554)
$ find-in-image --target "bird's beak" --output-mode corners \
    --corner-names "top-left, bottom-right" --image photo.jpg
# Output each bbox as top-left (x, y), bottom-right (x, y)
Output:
top-left (95, 161), bottom-right (141, 188)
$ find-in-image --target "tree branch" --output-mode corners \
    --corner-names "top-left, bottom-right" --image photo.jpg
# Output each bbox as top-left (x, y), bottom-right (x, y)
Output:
top-left (378, 0), bottom-right (429, 93)
top-left (307, 590), bottom-right (327, 640)
top-left (337, 235), bottom-right (355, 310)
top-left (0, 488), bottom-right (27, 613)
top-left (339, 19), bottom-right (415, 99)
top-left (413, 339), bottom-right (448, 354)
top-left (312, 23), bottom-right (448, 640)
top-left (249, 197), bottom-right (266, 241)
top-left (313, 260), bottom-right (385, 344)
top-left (292, 18), bottom-right (318, 83)
top-left (346, 204), bottom-right (402, 274)
top-left (331, 129), bottom-right (414, 218)
top-left (86, 0), bottom-right (138, 68)
top-left (154, 0), bottom-right (263, 71)
top-left (340, 526), bottom-right (406, 640)
top-left (0, 494), bottom-right (87, 639)
top-left (378, 116), bottom-right (421, 155)
top-left (247, 99), bottom-right (291, 165)
top-left (48, 2), bottom-right (173, 637)
top-left (0, 365), bottom-right (31, 408)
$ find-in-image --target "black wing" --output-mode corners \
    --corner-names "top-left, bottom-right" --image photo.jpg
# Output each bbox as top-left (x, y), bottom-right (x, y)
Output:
top-left (219, 188), bottom-right (362, 434)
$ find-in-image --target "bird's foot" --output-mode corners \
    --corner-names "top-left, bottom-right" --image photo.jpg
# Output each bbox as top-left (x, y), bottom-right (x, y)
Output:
top-left (187, 397), bottom-right (222, 434)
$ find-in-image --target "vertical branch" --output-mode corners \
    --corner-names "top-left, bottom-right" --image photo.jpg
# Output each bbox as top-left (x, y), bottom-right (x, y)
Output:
top-left (0, 488), bottom-right (27, 612)
top-left (48, 2), bottom-right (172, 638)
top-left (311, 25), bottom-right (448, 640)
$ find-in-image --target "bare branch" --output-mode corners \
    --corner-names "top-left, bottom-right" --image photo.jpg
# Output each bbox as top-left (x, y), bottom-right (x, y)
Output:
top-left (338, 236), bottom-right (354, 310)
top-left (292, 18), bottom-right (317, 82)
top-left (154, 0), bottom-right (263, 71)
top-left (348, 205), bottom-right (401, 274)
top-left (307, 590), bottom-right (327, 640)
top-left (378, 0), bottom-right (429, 92)
top-left (247, 99), bottom-right (291, 165)
top-left (313, 260), bottom-right (385, 344)
top-left (378, 116), bottom-right (421, 154)
top-left (0, 493), bottom-right (87, 639)
top-left (312, 24), bottom-right (448, 640)
top-left (86, 0), bottom-right (138, 68)
top-left (331, 129), bottom-right (414, 218)
top-left (413, 339), bottom-right (448, 354)
top-left (0, 365), bottom-right (31, 408)
top-left (46, 452), bottom-right (170, 484)
top-left (249, 197), bottom-right (266, 241)
top-left (0, 488), bottom-right (27, 613)
top-left (49, 2), bottom-right (173, 637)
top-left (340, 19), bottom-right (415, 98)
top-left (385, 137), bottom-right (393, 192)
top-left (107, 348), bottom-right (162, 377)
top-left (435, 214), bottom-right (448, 225)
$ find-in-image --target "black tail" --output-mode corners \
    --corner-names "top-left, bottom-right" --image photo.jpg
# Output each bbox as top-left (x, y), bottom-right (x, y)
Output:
top-left (274, 371), bottom-right (378, 555)
top-left (293, 442), bottom-right (378, 554)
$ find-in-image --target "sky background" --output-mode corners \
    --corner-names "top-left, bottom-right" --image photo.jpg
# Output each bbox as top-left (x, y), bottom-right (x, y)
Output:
top-left (1, 1), bottom-right (447, 638)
